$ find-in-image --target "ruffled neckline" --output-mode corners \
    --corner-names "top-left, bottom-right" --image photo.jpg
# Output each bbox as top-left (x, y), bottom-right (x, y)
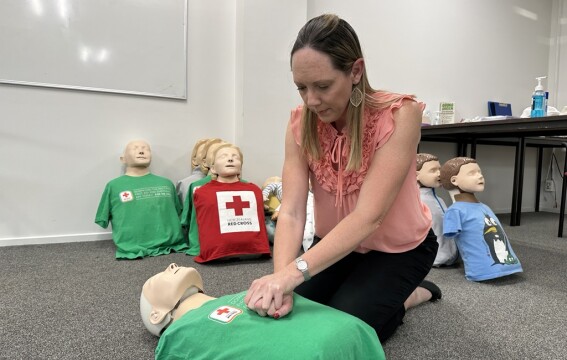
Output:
top-left (310, 106), bottom-right (383, 206)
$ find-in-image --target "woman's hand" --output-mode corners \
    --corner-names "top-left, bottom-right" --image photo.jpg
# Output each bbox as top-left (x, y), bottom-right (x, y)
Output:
top-left (244, 268), bottom-right (301, 318)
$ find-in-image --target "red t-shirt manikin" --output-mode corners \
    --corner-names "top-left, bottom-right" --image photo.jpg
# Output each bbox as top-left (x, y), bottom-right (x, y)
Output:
top-left (193, 180), bottom-right (271, 263)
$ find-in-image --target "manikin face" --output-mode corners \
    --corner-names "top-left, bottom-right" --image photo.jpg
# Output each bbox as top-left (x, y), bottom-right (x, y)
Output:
top-left (143, 264), bottom-right (203, 322)
top-left (212, 147), bottom-right (242, 179)
top-left (451, 162), bottom-right (485, 193)
top-left (121, 140), bottom-right (151, 168)
top-left (291, 48), bottom-right (362, 128)
top-left (203, 142), bottom-right (227, 173)
top-left (417, 160), bottom-right (442, 188)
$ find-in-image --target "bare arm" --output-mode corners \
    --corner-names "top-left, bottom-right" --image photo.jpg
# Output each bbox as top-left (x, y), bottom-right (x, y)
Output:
top-left (273, 121), bottom-right (310, 272)
top-left (244, 119), bottom-right (309, 316)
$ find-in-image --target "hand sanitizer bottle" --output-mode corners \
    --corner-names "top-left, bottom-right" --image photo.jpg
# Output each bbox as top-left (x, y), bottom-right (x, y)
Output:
top-left (530, 76), bottom-right (546, 118)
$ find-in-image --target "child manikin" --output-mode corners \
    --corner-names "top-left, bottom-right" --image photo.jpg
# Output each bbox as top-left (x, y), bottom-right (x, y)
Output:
top-left (261, 176), bottom-right (315, 250)
top-left (199, 139), bottom-right (226, 176)
top-left (180, 140), bottom-right (228, 255)
top-left (95, 140), bottom-right (189, 259)
top-left (416, 153), bottom-right (458, 267)
top-left (176, 138), bottom-right (210, 204)
top-left (191, 144), bottom-right (271, 263)
top-left (262, 176), bottom-right (283, 221)
top-left (440, 157), bottom-right (523, 281)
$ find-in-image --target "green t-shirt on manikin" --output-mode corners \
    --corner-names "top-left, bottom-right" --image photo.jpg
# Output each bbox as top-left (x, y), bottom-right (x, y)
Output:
top-left (155, 292), bottom-right (385, 360)
top-left (95, 173), bottom-right (189, 259)
top-left (180, 175), bottom-right (212, 256)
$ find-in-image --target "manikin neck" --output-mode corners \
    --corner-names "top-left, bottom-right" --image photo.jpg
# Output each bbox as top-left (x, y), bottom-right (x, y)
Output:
top-left (125, 166), bottom-right (150, 177)
top-left (447, 188), bottom-right (479, 203)
top-left (171, 292), bottom-right (216, 324)
top-left (418, 182), bottom-right (438, 189)
top-left (215, 174), bottom-right (240, 183)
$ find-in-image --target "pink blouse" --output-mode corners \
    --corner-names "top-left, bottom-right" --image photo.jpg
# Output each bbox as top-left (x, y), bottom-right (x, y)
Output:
top-left (290, 92), bottom-right (431, 253)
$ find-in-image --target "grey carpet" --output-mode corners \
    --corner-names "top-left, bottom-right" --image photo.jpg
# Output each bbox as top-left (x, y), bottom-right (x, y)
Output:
top-left (1, 212), bottom-right (566, 359)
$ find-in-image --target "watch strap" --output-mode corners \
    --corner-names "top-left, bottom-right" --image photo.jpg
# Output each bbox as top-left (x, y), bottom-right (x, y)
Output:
top-left (295, 257), bottom-right (311, 281)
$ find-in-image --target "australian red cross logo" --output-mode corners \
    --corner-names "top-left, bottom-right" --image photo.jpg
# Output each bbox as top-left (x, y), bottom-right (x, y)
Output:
top-left (209, 305), bottom-right (242, 324)
top-left (119, 191), bottom-right (134, 202)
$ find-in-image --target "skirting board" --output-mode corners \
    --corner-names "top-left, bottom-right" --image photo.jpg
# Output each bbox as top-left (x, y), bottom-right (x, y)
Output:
top-left (538, 207), bottom-right (563, 214)
top-left (0, 232), bottom-right (112, 247)
top-left (492, 206), bottom-right (535, 214)
top-left (0, 206), bottom-right (552, 247)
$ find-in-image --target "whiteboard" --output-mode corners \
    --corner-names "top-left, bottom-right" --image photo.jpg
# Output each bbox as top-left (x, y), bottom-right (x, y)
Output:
top-left (0, 0), bottom-right (187, 99)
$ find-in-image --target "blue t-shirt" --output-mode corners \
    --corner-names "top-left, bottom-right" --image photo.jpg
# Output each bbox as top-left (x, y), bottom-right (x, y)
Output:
top-left (443, 202), bottom-right (522, 281)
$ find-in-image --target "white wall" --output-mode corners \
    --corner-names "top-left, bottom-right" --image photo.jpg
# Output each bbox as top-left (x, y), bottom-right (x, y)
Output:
top-left (235, 0), bottom-right (307, 184)
top-left (309, 0), bottom-right (554, 119)
top-left (548, 0), bottom-right (567, 111)
top-left (1, 0), bottom-right (565, 246)
top-left (309, 0), bottom-right (558, 213)
top-left (540, 0), bottom-right (567, 213)
top-left (0, 0), bottom-right (238, 245)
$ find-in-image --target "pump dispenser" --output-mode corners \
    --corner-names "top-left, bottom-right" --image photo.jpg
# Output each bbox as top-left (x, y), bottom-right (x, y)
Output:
top-left (531, 76), bottom-right (547, 118)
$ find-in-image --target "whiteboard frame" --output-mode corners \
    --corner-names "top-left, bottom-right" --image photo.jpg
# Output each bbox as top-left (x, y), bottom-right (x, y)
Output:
top-left (0, 0), bottom-right (188, 100)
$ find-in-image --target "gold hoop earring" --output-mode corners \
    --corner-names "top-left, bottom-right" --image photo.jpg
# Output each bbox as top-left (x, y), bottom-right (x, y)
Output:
top-left (350, 86), bottom-right (363, 107)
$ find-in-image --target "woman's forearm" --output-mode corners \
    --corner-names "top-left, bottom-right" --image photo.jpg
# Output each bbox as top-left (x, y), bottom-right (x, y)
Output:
top-left (272, 212), bottom-right (306, 272)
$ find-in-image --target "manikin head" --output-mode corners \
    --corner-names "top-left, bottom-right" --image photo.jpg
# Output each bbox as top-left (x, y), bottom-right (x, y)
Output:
top-left (440, 157), bottom-right (485, 193)
top-left (197, 138), bottom-right (223, 173)
top-left (190, 138), bottom-right (210, 169)
top-left (200, 139), bottom-right (226, 175)
top-left (121, 140), bottom-right (151, 176)
top-left (210, 144), bottom-right (243, 182)
top-left (416, 153), bottom-right (441, 188)
top-left (140, 263), bottom-right (206, 337)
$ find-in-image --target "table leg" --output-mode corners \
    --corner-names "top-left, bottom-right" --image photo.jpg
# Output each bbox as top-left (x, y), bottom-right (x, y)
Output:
top-left (510, 137), bottom-right (525, 226)
top-left (535, 147), bottom-right (543, 212)
top-left (457, 142), bottom-right (467, 157)
top-left (470, 139), bottom-right (477, 159)
top-left (559, 143), bottom-right (567, 237)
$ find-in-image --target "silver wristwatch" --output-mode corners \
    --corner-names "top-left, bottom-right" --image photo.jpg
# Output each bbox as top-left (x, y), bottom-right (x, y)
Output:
top-left (295, 257), bottom-right (311, 281)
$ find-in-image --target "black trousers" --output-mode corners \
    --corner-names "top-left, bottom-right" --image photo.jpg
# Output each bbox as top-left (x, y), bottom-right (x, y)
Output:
top-left (295, 229), bottom-right (438, 343)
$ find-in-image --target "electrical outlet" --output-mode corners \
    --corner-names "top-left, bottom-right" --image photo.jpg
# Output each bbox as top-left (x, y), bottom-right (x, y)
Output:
top-left (545, 180), bottom-right (555, 192)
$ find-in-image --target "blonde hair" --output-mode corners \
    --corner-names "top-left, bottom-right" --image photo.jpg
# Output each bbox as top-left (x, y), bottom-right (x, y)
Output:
top-left (190, 138), bottom-right (210, 168)
top-left (199, 138), bottom-right (224, 174)
top-left (291, 14), bottom-right (408, 171)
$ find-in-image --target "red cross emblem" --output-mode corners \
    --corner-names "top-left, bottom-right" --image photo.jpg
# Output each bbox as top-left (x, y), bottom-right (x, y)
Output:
top-left (216, 307), bottom-right (230, 315)
top-left (119, 191), bottom-right (133, 202)
top-left (226, 195), bottom-right (250, 216)
top-left (209, 305), bottom-right (243, 323)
